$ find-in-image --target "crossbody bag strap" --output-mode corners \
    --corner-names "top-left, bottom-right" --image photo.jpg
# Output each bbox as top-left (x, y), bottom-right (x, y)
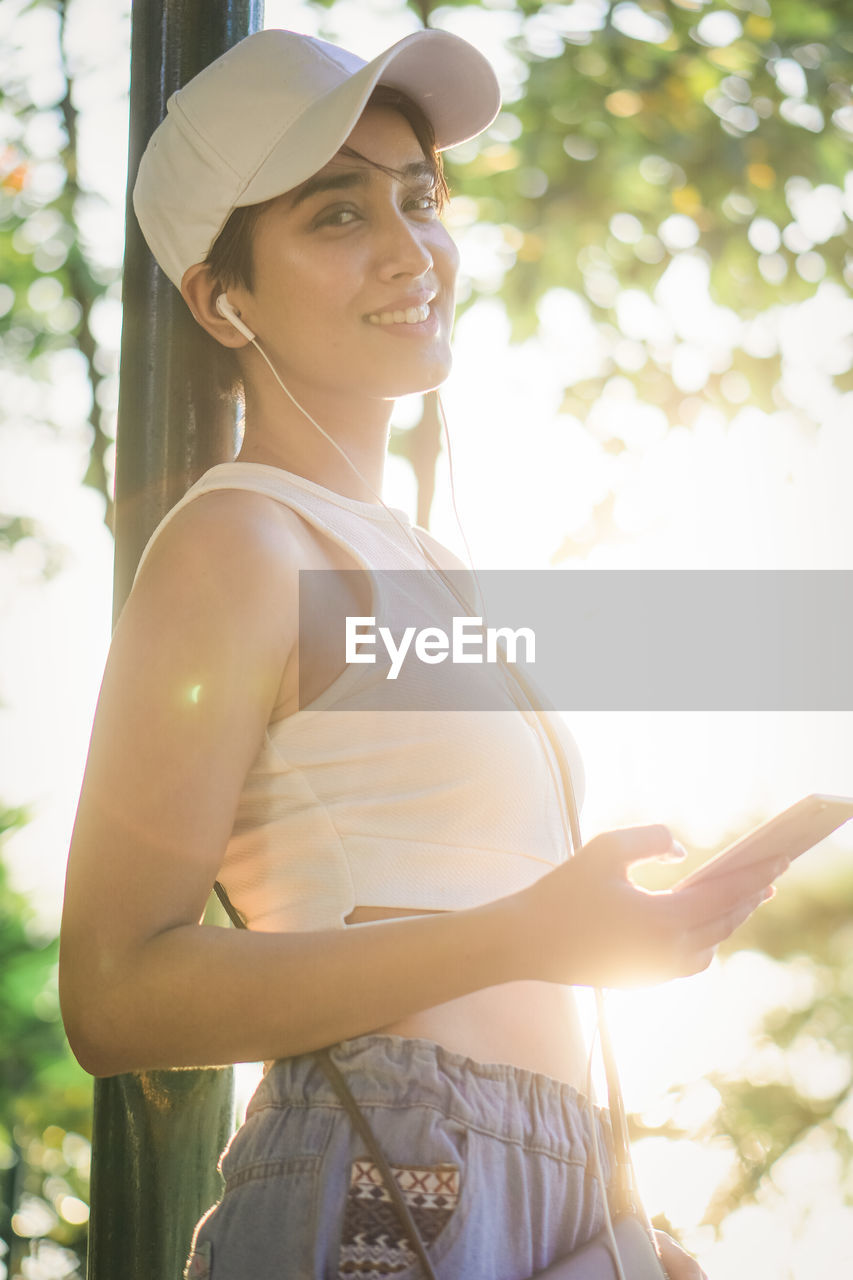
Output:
top-left (213, 879), bottom-right (247, 929)
top-left (314, 1047), bottom-right (440, 1280)
top-left (500, 659), bottom-right (639, 1219)
top-left (410, 550), bottom-right (641, 1221)
top-left (209, 884), bottom-right (439, 1277)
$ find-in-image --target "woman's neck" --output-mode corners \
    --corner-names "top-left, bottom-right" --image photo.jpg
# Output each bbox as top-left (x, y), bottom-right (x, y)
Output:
top-left (237, 377), bottom-right (393, 504)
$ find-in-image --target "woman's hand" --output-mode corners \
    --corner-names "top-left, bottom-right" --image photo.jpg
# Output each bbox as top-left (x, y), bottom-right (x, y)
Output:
top-left (509, 824), bottom-right (787, 988)
top-left (655, 1230), bottom-right (708, 1280)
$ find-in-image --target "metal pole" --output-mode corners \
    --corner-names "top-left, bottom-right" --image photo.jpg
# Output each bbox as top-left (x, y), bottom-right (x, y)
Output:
top-left (113, 0), bottom-right (264, 603)
top-left (88, 3), bottom-right (263, 1278)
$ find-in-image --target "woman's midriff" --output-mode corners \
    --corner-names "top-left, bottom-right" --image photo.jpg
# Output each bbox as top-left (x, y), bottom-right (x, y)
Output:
top-left (345, 905), bottom-right (592, 1093)
top-left (266, 509), bottom-right (591, 1090)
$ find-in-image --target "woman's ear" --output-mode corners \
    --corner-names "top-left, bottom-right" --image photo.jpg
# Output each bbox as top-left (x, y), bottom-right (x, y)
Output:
top-left (180, 263), bottom-right (253, 349)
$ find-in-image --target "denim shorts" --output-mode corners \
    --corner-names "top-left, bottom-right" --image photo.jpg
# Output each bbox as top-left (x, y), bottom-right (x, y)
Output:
top-left (183, 1034), bottom-right (615, 1280)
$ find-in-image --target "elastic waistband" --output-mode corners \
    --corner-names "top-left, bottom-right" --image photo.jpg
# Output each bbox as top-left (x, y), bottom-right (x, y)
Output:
top-left (251, 1034), bottom-right (613, 1168)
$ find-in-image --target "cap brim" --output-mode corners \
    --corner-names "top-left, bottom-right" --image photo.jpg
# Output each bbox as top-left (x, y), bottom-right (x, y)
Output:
top-left (238, 28), bottom-right (500, 208)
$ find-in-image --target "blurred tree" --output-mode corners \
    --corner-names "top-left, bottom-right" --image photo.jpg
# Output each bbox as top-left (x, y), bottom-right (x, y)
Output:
top-left (0, 0), bottom-right (121, 542)
top-left (441, 1), bottom-right (852, 323)
top-left (307, 0), bottom-right (853, 529)
top-left (706, 872), bottom-right (853, 1228)
top-left (629, 841), bottom-right (853, 1243)
top-left (1, 7), bottom-right (110, 1267)
top-left (0, 809), bottom-right (91, 1280)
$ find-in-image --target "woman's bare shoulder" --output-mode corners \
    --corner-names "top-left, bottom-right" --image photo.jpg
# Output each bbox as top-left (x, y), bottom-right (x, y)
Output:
top-left (135, 485), bottom-right (313, 589)
top-left (104, 485), bottom-right (312, 748)
top-left (121, 485), bottom-right (321, 655)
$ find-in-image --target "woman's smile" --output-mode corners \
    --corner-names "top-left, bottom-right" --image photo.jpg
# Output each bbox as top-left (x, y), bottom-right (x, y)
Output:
top-left (365, 296), bottom-right (434, 326)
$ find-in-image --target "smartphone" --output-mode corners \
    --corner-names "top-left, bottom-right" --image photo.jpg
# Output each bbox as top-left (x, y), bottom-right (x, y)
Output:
top-left (676, 793), bottom-right (853, 890)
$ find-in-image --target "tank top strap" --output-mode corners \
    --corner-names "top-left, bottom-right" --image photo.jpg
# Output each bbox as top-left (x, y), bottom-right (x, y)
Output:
top-left (133, 461), bottom-right (427, 584)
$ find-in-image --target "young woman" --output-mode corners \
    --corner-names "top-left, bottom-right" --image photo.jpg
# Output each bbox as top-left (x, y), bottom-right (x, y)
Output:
top-left (59, 28), bottom-right (785, 1280)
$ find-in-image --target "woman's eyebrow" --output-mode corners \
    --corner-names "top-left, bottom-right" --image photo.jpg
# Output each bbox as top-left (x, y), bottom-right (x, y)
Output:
top-left (289, 160), bottom-right (435, 209)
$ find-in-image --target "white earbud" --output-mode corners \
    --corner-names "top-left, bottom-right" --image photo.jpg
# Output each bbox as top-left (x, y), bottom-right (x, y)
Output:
top-left (216, 293), bottom-right (256, 342)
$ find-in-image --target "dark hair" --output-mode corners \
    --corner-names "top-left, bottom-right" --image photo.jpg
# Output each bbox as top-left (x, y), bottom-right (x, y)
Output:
top-left (201, 85), bottom-right (448, 401)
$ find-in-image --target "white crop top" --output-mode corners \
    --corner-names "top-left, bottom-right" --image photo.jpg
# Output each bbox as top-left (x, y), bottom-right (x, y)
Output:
top-left (135, 461), bottom-right (585, 932)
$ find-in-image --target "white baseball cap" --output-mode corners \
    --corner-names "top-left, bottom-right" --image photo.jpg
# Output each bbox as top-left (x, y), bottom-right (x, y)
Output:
top-left (132, 28), bottom-right (501, 289)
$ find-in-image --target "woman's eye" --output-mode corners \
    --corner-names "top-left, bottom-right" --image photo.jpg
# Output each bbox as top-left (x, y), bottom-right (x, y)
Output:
top-left (407, 193), bottom-right (439, 214)
top-left (316, 206), bottom-right (360, 228)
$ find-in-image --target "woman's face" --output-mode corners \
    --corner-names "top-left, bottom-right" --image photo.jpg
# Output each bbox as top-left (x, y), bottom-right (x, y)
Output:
top-left (234, 105), bottom-right (460, 408)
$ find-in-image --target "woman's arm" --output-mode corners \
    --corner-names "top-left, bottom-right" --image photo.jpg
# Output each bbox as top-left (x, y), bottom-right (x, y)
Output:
top-left (66, 828), bottom-right (781, 1077)
top-left (59, 491), bottom-right (785, 1077)
top-left (58, 489), bottom-right (519, 1075)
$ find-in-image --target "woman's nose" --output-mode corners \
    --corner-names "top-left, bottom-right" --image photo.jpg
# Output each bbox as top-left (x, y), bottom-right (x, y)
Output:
top-left (377, 213), bottom-right (434, 280)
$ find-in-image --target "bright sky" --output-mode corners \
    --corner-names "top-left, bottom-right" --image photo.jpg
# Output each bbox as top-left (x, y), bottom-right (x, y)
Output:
top-left (1, 1), bottom-right (852, 1274)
